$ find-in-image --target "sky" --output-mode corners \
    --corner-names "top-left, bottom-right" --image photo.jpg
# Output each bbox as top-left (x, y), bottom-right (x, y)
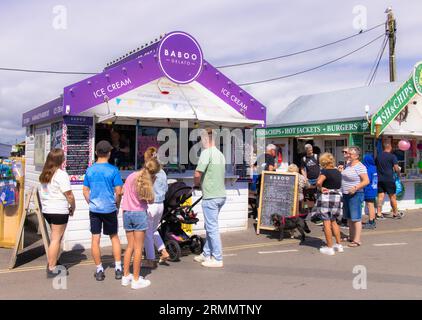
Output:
top-left (0, 0), bottom-right (421, 144)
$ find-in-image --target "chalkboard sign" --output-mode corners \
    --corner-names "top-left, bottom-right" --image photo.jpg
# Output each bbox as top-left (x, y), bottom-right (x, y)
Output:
top-left (256, 171), bottom-right (298, 234)
top-left (65, 123), bottom-right (92, 184)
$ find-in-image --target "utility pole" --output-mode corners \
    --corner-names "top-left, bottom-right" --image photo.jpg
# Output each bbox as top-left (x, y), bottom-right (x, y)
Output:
top-left (386, 7), bottom-right (397, 82)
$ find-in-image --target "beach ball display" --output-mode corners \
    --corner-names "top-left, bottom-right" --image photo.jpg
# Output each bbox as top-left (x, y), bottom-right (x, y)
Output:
top-left (398, 139), bottom-right (411, 151)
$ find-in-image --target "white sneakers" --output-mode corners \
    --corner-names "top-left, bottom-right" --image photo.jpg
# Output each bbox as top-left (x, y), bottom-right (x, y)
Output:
top-left (194, 254), bottom-right (224, 268)
top-left (201, 258), bottom-right (224, 268)
top-left (320, 244), bottom-right (344, 255)
top-left (333, 244), bottom-right (344, 253)
top-left (319, 246), bottom-right (335, 255)
top-left (193, 253), bottom-right (208, 263)
top-left (121, 273), bottom-right (151, 289)
top-left (131, 277), bottom-right (151, 289)
top-left (121, 273), bottom-right (133, 286)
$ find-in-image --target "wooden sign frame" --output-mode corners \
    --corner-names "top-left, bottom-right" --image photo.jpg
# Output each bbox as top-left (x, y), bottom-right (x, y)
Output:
top-left (256, 171), bottom-right (299, 235)
top-left (8, 188), bottom-right (50, 269)
top-left (0, 158), bottom-right (25, 248)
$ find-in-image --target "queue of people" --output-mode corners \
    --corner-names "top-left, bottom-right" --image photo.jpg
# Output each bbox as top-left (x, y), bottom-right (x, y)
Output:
top-left (257, 142), bottom-right (405, 256)
top-left (36, 133), bottom-right (405, 285)
top-left (37, 127), bottom-right (227, 289)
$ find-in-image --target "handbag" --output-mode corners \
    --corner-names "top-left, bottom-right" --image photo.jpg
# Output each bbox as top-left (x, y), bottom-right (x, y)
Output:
top-left (394, 173), bottom-right (403, 195)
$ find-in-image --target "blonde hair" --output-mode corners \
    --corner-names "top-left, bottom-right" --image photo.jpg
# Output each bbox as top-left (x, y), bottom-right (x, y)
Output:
top-left (287, 164), bottom-right (299, 173)
top-left (319, 152), bottom-right (335, 169)
top-left (144, 146), bottom-right (158, 163)
top-left (135, 159), bottom-right (161, 202)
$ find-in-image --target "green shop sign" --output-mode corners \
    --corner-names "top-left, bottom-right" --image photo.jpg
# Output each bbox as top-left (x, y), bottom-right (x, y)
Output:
top-left (371, 63), bottom-right (420, 135)
top-left (414, 61), bottom-right (422, 95)
top-left (256, 120), bottom-right (369, 138)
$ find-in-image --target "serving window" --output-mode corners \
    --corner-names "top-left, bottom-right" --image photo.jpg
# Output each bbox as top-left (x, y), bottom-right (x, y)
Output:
top-left (95, 123), bottom-right (136, 170)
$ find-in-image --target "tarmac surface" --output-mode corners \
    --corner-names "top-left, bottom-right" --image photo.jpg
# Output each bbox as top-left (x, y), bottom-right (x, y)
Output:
top-left (1, 210), bottom-right (422, 300)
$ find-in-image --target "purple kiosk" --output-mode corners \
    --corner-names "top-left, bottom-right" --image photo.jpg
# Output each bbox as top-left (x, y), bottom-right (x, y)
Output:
top-left (22, 31), bottom-right (266, 250)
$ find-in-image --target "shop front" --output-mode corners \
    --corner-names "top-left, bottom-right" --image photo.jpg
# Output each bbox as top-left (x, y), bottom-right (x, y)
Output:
top-left (22, 31), bottom-right (266, 250)
top-left (258, 61), bottom-right (422, 212)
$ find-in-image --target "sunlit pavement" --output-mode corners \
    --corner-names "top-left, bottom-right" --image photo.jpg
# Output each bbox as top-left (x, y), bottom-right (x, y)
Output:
top-left (1, 210), bottom-right (421, 299)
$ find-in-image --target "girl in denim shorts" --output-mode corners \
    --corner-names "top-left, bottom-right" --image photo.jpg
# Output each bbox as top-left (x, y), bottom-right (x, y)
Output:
top-left (121, 159), bottom-right (160, 289)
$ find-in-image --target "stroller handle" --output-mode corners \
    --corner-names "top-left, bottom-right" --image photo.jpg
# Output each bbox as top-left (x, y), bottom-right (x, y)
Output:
top-left (188, 194), bottom-right (203, 212)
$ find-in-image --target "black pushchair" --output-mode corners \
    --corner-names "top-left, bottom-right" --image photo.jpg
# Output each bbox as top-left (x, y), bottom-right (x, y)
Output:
top-left (158, 181), bottom-right (205, 262)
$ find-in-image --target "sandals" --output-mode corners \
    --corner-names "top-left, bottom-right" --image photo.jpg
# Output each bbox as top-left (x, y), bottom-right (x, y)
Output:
top-left (158, 252), bottom-right (170, 264)
top-left (348, 241), bottom-right (362, 248)
top-left (341, 236), bottom-right (352, 242)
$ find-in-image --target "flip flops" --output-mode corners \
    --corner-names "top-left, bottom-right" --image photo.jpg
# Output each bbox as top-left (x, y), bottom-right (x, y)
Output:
top-left (348, 241), bottom-right (362, 248)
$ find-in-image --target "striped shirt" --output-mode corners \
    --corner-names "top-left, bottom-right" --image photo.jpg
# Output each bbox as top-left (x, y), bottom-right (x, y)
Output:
top-left (341, 162), bottom-right (367, 194)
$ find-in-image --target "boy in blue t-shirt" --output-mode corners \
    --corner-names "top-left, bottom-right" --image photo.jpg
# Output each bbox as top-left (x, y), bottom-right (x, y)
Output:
top-left (83, 140), bottom-right (123, 281)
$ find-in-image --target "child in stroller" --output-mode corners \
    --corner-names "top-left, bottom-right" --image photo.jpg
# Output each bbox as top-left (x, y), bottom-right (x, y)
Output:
top-left (158, 181), bottom-right (205, 261)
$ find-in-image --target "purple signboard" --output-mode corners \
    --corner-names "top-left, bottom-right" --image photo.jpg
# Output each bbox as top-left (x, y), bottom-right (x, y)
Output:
top-left (196, 61), bottom-right (266, 125)
top-left (22, 97), bottom-right (63, 126)
top-left (157, 31), bottom-right (203, 84)
top-left (24, 31), bottom-right (266, 127)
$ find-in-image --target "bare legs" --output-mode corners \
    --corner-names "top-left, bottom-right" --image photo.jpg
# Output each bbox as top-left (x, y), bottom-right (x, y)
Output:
top-left (366, 201), bottom-right (375, 222)
top-left (322, 219), bottom-right (341, 248)
top-left (348, 220), bottom-right (362, 244)
top-left (47, 224), bottom-right (67, 270)
top-left (92, 233), bottom-right (121, 267)
top-left (378, 192), bottom-right (398, 216)
top-left (123, 231), bottom-right (145, 281)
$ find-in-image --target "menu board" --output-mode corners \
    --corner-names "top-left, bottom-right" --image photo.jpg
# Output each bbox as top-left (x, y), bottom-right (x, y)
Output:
top-left (51, 121), bottom-right (63, 149)
top-left (63, 116), bottom-right (93, 184)
top-left (257, 171), bottom-right (298, 234)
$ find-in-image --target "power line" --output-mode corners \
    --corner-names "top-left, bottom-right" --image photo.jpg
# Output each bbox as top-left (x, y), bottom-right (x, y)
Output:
top-left (365, 34), bottom-right (388, 85)
top-left (216, 22), bottom-right (385, 69)
top-left (367, 35), bottom-right (389, 86)
top-left (0, 67), bottom-right (97, 75)
top-left (0, 23), bottom-right (385, 76)
top-left (239, 33), bottom-right (385, 86)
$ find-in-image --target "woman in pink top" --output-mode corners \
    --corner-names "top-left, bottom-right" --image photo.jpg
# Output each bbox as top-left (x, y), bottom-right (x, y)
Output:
top-left (121, 159), bottom-right (160, 289)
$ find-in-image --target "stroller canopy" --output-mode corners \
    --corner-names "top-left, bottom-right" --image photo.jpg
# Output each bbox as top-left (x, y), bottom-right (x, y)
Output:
top-left (165, 181), bottom-right (192, 208)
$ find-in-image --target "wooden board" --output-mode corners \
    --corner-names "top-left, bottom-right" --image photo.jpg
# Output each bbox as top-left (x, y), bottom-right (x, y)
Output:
top-left (8, 188), bottom-right (50, 269)
top-left (256, 171), bottom-right (299, 235)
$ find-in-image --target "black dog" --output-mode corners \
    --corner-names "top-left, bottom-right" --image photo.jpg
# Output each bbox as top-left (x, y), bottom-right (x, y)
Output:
top-left (271, 214), bottom-right (311, 242)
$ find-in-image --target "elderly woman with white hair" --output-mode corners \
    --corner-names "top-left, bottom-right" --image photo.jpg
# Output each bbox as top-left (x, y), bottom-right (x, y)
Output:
top-left (341, 146), bottom-right (369, 247)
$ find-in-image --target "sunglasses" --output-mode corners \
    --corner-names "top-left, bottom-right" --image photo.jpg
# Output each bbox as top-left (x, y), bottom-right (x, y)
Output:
top-left (342, 151), bottom-right (348, 153)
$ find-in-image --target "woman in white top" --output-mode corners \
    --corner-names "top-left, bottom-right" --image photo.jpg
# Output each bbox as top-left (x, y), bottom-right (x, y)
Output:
top-left (39, 148), bottom-right (75, 277)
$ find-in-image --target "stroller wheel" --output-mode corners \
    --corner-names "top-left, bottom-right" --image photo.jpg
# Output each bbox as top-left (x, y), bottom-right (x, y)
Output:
top-left (189, 235), bottom-right (205, 254)
top-left (165, 240), bottom-right (182, 262)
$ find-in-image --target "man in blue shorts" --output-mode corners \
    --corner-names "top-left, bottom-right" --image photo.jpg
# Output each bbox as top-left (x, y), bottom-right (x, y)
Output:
top-left (375, 142), bottom-right (403, 220)
top-left (83, 140), bottom-right (124, 281)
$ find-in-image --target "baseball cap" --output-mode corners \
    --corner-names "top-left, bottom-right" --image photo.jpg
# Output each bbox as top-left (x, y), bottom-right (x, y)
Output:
top-left (96, 140), bottom-right (113, 155)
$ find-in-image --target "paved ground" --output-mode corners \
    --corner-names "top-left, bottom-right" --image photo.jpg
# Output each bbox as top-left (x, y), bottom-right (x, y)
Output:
top-left (1, 210), bottom-right (422, 300)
